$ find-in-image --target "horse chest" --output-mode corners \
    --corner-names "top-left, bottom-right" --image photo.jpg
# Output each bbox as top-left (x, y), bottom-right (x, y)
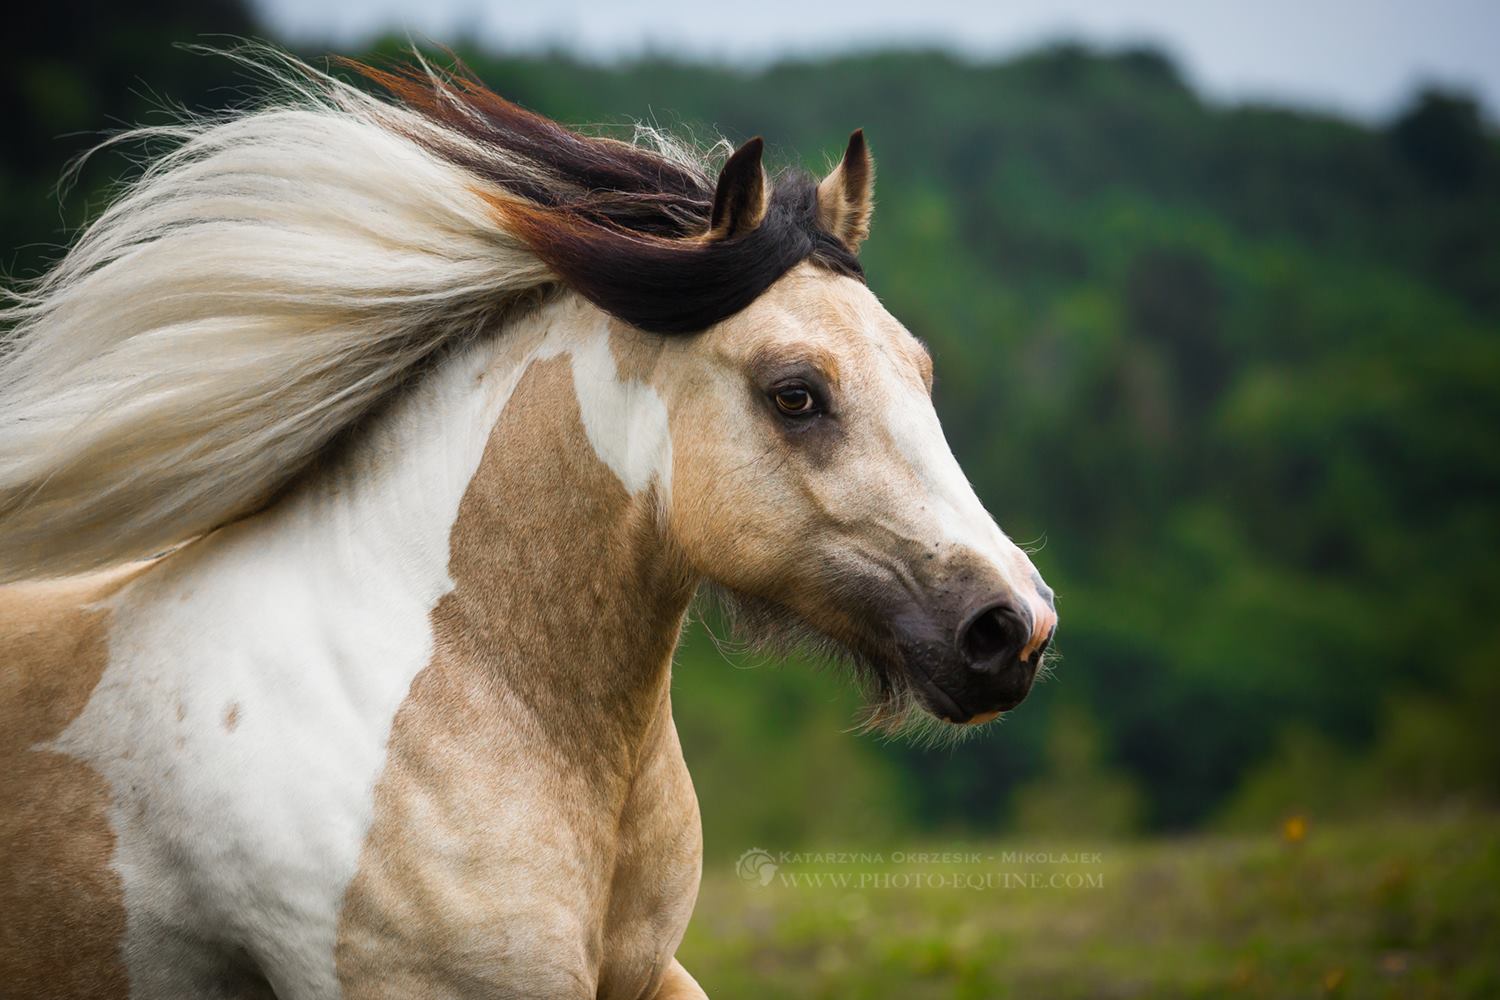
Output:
top-left (332, 648), bottom-right (703, 999)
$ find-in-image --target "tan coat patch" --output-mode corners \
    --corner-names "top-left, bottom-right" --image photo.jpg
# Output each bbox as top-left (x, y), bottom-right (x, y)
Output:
top-left (0, 568), bottom-right (149, 999)
top-left (335, 355), bottom-right (701, 998)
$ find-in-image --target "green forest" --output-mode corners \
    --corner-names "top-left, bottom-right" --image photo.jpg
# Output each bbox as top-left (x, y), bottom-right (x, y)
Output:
top-left (6, 2), bottom-right (1499, 854)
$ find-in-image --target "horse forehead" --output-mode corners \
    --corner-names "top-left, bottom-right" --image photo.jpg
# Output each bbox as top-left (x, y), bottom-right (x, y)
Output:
top-left (719, 268), bottom-right (918, 376)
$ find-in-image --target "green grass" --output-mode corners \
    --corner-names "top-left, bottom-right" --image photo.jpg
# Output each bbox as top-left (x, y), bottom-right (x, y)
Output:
top-left (678, 809), bottom-right (1500, 998)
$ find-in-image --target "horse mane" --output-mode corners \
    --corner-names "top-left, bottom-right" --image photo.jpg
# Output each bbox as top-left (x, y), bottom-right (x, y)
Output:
top-left (0, 47), bottom-right (861, 583)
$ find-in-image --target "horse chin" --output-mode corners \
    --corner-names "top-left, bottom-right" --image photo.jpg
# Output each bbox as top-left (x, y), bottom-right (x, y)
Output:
top-left (908, 677), bottom-right (1003, 726)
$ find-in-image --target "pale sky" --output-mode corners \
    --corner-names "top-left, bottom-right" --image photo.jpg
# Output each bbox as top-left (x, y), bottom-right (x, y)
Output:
top-left (251, 0), bottom-right (1500, 121)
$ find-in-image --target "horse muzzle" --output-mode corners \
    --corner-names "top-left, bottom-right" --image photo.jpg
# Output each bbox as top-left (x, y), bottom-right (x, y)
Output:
top-left (891, 578), bottom-right (1057, 725)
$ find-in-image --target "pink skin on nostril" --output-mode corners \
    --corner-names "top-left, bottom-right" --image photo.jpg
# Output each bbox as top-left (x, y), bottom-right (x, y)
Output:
top-left (1017, 585), bottom-right (1057, 664)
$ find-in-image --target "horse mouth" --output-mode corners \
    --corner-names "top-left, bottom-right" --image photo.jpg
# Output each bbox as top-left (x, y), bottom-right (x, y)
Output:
top-left (909, 668), bottom-right (991, 725)
top-left (905, 653), bottom-right (1032, 726)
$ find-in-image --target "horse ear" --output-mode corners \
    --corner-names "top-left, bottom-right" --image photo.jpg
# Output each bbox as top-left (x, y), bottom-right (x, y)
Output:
top-left (817, 129), bottom-right (874, 252)
top-left (708, 137), bottom-right (768, 240)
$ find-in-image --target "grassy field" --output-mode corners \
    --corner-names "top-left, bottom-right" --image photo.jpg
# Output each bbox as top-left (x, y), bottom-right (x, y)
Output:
top-left (678, 809), bottom-right (1500, 999)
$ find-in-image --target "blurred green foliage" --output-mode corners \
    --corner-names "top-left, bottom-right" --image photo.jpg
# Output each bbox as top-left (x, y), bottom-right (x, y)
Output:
top-left (5, 3), bottom-right (1499, 848)
top-left (1011, 704), bottom-right (1143, 838)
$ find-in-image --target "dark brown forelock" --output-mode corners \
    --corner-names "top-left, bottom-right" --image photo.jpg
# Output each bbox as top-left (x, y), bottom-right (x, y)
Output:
top-left (342, 58), bottom-right (864, 335)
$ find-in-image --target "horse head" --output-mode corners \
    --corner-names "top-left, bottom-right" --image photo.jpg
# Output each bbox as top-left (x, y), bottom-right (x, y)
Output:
top-left (656, 135), bottom-right (1057, 727)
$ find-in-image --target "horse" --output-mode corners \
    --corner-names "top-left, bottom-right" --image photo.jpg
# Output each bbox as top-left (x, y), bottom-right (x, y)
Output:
top-left (0, 51), bottom-right (1058, 999)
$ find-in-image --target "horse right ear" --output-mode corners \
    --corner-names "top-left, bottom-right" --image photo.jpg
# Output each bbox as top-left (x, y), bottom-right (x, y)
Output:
top-left (817, 129), bottom-right (874, 252)
top-left (708, 137), bottom-right (768, 240)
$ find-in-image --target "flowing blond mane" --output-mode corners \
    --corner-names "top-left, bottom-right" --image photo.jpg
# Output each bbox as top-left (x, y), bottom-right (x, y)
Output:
top-left (0, 48), bottom-right (860, 583)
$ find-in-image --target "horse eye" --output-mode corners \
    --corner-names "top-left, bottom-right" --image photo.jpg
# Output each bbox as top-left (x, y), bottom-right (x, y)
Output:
top-left (772, 384), bottom-right (817, 416)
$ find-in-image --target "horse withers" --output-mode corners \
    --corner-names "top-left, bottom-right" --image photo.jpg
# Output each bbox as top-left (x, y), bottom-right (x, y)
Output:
top-left (0, 53), bottom-right (1056, 999)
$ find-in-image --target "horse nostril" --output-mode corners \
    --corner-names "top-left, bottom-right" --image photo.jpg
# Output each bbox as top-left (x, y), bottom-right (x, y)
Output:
top-left (958, 602), bottom-right (1024, 669)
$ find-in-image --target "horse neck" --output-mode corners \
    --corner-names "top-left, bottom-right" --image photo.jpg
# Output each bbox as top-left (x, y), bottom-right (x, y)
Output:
top-left (227, 294), bottom-right (693, 768)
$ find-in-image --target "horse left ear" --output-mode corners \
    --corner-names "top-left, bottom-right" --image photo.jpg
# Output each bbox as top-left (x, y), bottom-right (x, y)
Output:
top-left (708, 137), bottom-right (768, 240)
top-left (817, 129), bottom-right (874, 252)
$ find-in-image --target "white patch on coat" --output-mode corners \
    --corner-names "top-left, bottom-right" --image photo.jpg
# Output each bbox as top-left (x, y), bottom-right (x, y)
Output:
top-left (884, 381), bottom-right (1025, 586)
top-left (539, 312), bottom-right (673, 497)
top-left (41, 299), bottom-right (649, 999)
top-left (882, 375), bottom-right (1057, 648)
